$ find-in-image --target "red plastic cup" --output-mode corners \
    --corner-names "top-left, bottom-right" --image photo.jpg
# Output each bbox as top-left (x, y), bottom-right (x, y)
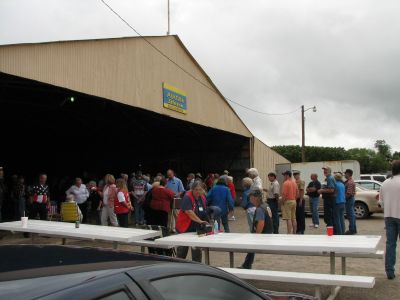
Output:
top-left (326, 226), bottom-right (334, 236)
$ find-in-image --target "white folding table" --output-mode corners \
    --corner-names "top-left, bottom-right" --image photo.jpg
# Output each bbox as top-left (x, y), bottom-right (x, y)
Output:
top-left (0, 220), bottom-right (161, 249)
top-left (155, 232), bottom-right (381, 274)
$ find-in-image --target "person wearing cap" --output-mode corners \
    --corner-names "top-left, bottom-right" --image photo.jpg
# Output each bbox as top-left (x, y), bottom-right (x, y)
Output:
top-left (306, 173), bottom-right (322, 228)
top-left (281, 170), bottom-right (298, 234)
top-left (334, 172), bottom-right (346, 235)
top-left (240, 188), bottom-right (273, 269)
top-left (266, 172), bottom-right (280, 234)
top-left (293, 171), bottom-right (306, 234)
top-left (344, 169), bottom-right (357, 235)
top-left (318, 166), bottom-right (336, 228)
top-left (380, 160), bottom-right (400, 280)
top-left (206, 175), bottom-right (234, 232)
top-left (223, 170), bottom-right (229, 175)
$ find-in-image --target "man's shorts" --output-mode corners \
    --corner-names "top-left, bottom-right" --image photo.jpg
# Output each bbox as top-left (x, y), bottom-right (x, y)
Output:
top-left (282, 200), bottom-right (296, 220)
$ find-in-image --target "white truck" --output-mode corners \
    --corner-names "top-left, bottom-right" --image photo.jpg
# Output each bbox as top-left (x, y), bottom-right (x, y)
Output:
top-left (275, 160), bottom-right (360, 186)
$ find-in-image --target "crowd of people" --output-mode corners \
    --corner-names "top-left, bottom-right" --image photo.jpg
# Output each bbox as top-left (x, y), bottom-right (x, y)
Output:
top-left (0, 165), bottom-right (359, 237)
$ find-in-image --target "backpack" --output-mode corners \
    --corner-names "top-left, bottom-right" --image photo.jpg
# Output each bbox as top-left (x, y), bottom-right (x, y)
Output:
top-left (252, 203), bottom-right (273, 234)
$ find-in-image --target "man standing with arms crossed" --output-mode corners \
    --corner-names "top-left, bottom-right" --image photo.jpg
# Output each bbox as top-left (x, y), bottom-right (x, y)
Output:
top-left (281, 170), bottom-right (298, 234)
top-left (380, 160), bottom-right (400, 280)
top-left (344, 169), bottom-right (357, 235)
top-left (266, 172), bottom-right (280, 234)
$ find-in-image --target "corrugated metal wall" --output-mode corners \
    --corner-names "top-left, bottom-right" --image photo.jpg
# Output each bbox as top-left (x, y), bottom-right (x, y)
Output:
top-left (253, 137), bottom-right (290, 181)
top-left (0, 36), bottom-right (252, 137)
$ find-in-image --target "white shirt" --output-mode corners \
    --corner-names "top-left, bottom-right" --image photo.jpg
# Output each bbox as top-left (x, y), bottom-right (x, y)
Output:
top-left (267, 180), bottom-right (280, 199)
top-left (117, 191), bottom-right (126, 203)
top-left (66, 184), bottom-right (89, 204)
top-left (251, 176), bottom-right (263, 190)
top-left (380, 175), bottom-right (400, 219)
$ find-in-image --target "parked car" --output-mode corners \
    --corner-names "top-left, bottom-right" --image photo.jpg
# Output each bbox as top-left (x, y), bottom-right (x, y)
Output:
top-left (304, 186), bottom-right (382, 219)
top-left (354, 180), bottom-right (382, 191)
top-left (0, 245), bottom-right (315, 300)
top-left (360, 174), bottom-right (387, 182)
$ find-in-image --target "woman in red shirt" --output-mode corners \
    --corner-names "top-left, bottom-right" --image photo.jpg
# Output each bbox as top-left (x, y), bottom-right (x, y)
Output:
top-left (115, 178), bottom-right (132, 228)
top-left (148, 178), bottom-right (175, 227)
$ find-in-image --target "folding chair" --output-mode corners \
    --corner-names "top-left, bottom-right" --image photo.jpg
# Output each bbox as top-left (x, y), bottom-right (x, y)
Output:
top-left (61, 202), bottom-right (80, 222)
top-left (48, 201), bottom-right (61, 221)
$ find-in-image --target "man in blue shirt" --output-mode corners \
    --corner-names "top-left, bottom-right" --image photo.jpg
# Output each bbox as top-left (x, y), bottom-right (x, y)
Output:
top-left (166, 169), bottom-right (185, 232)
top-left (318, 166), bottom-right (336, 227)
top-left (334, 172), bottom-right (346, 235)
top-left (206, 175), bottom-right (234, 232)
top-left (166, 169), bottom-right (185, 196)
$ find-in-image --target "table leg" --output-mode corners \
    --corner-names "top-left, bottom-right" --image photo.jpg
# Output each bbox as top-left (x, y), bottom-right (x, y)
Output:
top-left (204, 248), bottom-right (210, 265)
top-left (330, 252), bottom-right (335, 274)
top-left (229, 252), bottom-right (234, 268)
top-left (113, 242), bottom-right (118, 250)
top-left (62, 238), bottom-right (66, 245)
top-left (31, 233), bottom-right (36, 244)
top-left (341, 257), bottom-right (346, 275)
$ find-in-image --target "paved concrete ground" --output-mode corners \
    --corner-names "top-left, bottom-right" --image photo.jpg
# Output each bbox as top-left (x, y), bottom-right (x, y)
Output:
top-left (0, 209), bottom-right (398, 299)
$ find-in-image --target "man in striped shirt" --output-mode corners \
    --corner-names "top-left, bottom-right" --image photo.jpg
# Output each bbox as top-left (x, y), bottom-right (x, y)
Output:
top-left (344, 169), bottom-right (357, 235)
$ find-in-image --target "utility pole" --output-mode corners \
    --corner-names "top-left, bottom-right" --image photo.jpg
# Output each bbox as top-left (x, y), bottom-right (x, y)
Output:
top-left (167, 0), bottom-right (170, 35)
top-left (301, 105), bottom-right (305, 162)
top-left (301, 105), bottom-right (317, 162)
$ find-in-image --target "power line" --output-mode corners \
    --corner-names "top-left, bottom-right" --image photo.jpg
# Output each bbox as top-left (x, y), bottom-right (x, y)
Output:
top-left (99, 0), bottom-right (299, 116)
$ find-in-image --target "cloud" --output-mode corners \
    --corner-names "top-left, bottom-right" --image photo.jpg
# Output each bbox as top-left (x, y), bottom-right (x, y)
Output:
top-left (1, 0), bottom-right (399, 151)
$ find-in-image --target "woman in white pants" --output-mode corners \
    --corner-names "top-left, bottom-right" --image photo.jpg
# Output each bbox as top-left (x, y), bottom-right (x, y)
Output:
top-left (100, 174), bottom-right (118, 226)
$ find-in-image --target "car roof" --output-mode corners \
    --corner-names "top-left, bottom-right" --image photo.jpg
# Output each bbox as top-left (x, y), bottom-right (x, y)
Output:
top-left (355, 179), bottom-right (382, 184)
top-left (0, 263), bottom-right (255, 300)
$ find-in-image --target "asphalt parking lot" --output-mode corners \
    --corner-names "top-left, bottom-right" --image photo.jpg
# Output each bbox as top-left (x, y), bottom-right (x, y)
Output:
top-left (0, 210), bottom-right (398, 299)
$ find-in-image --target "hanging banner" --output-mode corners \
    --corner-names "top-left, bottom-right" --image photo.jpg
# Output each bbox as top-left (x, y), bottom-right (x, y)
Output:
top-left (162, 82), bottom-right (187, 114)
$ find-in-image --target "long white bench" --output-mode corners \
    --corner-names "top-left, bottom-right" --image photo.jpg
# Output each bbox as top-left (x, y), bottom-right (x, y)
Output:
top-left (220, 267), bottom-right (375, 300)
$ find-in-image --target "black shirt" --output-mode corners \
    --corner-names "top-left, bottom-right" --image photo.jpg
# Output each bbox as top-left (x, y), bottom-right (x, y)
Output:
top-left (306, 180), bottom-right (321, 198)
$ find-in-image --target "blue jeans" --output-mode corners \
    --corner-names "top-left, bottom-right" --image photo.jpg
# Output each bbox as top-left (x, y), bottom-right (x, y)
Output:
top-left (334, 203), bottom-right (345, 235)
top-left (345, 196), bottom-right (357, 233)
top-left (310, 197), bottom-right (320, 225)
top-left (267, 199), bottom-right (279, 234)
top-left (133, 198), bottom-right (144, 225)
top-left (219, 213), bottom-right (230, 233)
top-left (385, 217), bottom-right (400, 275)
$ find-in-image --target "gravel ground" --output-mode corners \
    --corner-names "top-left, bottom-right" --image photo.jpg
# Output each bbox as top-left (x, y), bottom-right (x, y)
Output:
top-left (0, 209), bottom-right (398, 299)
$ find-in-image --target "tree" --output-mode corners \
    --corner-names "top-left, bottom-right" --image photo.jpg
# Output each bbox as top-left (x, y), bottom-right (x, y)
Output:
top-left (374, 140), bottom-right (392, 161)
top-left (393, 151), bottom-right (400, 161)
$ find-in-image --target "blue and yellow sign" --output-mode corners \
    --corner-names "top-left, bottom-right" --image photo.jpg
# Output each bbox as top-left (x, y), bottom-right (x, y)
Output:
top-left (162, 83), bottom-right (187, 114)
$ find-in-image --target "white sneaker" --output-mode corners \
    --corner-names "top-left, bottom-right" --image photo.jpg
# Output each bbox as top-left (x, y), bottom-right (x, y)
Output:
top-left (229, 216), bottom-right (236, 221)
top-left (314, 224), bottom-right (319, 228)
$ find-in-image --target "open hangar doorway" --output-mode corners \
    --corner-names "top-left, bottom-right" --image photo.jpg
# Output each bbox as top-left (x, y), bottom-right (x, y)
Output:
top-left (0, 72), bottom-right (251, 195)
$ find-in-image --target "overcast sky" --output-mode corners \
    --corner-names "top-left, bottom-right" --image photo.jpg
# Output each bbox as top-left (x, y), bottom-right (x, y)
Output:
top-left (1, 0), bottom-right (399, 152)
